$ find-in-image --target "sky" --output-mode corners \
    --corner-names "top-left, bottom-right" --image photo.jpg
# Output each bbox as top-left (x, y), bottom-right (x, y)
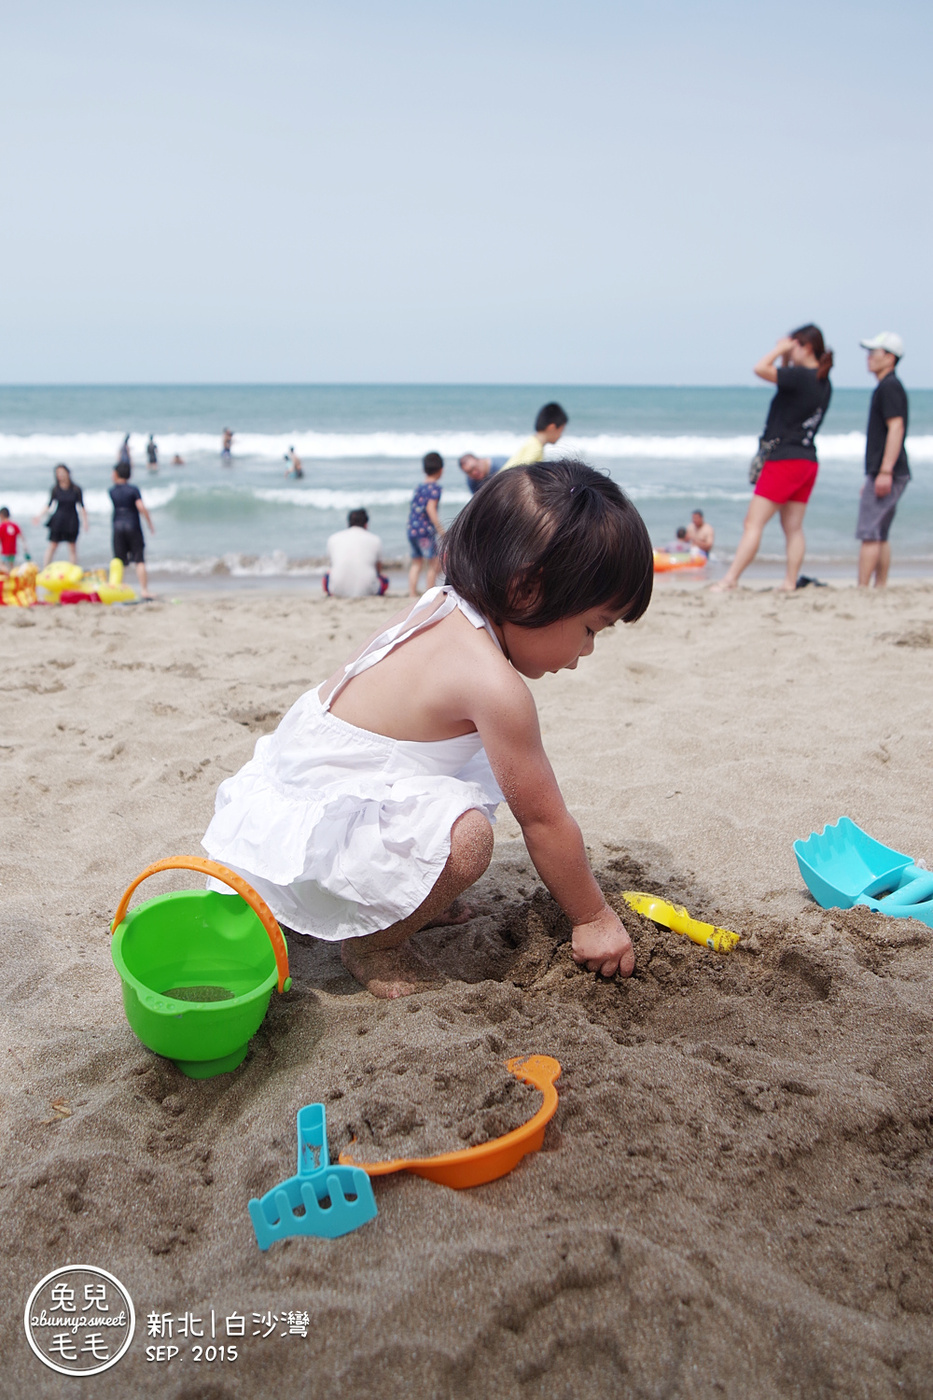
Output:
top-left (0, 0), bottom-right (930, 386)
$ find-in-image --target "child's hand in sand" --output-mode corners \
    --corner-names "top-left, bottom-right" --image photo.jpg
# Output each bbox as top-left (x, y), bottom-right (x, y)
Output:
top-left (571, 907), bottom-right (634, 978)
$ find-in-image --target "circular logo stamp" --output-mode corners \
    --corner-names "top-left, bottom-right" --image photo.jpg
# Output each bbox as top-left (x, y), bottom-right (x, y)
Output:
top-left (24, 1265), bottom-right (135, 1377)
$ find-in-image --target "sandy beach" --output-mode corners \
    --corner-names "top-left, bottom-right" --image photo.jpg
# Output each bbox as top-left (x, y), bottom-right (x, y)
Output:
top-left (2, 580), bottom-right (932, 1398)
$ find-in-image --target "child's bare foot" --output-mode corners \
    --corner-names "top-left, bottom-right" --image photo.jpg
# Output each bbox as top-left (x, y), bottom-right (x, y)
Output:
top-left (708, 579), bottom-right (737, 593)
top-left (340, 940), bottom-right (441, 999)
top-left (420, 899), bottom-right (475, 930)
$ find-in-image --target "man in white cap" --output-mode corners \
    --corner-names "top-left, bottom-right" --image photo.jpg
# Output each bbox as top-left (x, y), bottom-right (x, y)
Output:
top-left (856, 332), bottom-right (909, 587)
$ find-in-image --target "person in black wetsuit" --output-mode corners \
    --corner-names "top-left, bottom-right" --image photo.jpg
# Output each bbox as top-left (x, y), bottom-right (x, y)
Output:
top-left (34, 464), bottom-right (89, 566)
top-left (712, 324), bottom-right (833, 592)
top-left (110, 462), bottom-right (156, 599)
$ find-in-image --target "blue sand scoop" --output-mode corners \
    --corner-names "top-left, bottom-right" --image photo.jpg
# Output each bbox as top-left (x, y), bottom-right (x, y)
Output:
top-left (794, 817), bottom-right (933, 926)
top-left (248, 1103), bottom-right (377, 1251)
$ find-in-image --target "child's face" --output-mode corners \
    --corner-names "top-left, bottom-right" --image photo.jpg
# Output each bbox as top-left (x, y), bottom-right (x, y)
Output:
top-left (501, 605), bottom-right (624, 679)
top-left (542, 423), bottom-right (565, 444)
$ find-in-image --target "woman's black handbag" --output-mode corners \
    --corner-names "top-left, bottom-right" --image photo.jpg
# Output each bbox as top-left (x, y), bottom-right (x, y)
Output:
top-left (748, 437), bottom-right (779, 485)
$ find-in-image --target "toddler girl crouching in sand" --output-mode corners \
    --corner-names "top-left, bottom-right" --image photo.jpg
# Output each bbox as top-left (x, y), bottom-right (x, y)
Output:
top-left (202, 461), bottom-right (653, 998)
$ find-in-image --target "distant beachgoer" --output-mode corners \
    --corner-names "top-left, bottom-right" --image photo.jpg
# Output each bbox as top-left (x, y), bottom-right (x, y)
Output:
top-left (0, 508), bottom-right (24, 567)
top-left (34, 464), bottom-right (89, 566)
top-left (408, 452), bottom-right (445, 596)
top-left (284, 447), bottom-right (304, 479)
top-left (324, 509), bottom-right (389, 597)
top-left (118, 434), bottom-right (131, 468)
top-left (856, 332), bottom-right (909, 588)
top-left (711, 325), bottom-right (832, 593)
top-left (172, 454), bottom-right (185, 466)
top-left (665, 526), bottom-right (691, 553)
top-left (458, 454), bottom-right (508, 494)
top-left (110, 462), bottom-right (155, 600)
top-left (502, 403), bottom-right (568, 471)
top-left (146, 434), bottom-right (158, 472)
top-left (221, 428), bottom-right (234, 461)
top-left (686, 510), bottom-right (714, 555)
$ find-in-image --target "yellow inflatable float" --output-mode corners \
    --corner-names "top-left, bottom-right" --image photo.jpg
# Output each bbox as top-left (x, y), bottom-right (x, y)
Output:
top-left (0, 561), bottom-right (39, 607)
top-left (37, 559), bottom-right (136, 605)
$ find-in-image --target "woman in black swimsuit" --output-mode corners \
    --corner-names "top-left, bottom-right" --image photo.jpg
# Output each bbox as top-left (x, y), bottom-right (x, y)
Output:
top-left (34, 464), bottom-right (89, 566)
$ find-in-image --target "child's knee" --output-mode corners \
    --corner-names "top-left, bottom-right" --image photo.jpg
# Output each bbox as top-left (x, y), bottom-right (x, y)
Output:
top-left (451, 809), bottom-right (494, 879)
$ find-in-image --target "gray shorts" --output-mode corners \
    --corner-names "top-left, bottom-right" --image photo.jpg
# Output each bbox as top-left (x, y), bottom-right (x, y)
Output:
top-left (856, 475), bottom-right (908, 543)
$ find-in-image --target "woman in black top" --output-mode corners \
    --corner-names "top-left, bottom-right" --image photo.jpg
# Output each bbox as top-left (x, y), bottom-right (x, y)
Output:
top-left (33, 464), bottom-right (89, 566)
top-left (713, 324), bottom-right (833, 592)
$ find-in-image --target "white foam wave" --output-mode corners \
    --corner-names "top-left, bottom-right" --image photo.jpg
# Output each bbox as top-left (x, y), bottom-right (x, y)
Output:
top-left (0, 485), bottom-right (177, 517)
top-left (254, 487), bottom-right (473, 508)
top-left (2, 428), bottom-right (931, 464)
top-left (148, 552), bottom-right (325, 578)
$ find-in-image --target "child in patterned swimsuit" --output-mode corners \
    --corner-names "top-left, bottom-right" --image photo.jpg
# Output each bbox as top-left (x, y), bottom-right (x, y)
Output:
top-left (407, 451), bottom-right (445, 596)
top-left (203, 460), bottom-right (654, 998)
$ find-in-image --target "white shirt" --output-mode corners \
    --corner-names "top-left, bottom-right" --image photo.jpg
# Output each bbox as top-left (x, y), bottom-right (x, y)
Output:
top-left (326, 526), bottom-right (383, 597)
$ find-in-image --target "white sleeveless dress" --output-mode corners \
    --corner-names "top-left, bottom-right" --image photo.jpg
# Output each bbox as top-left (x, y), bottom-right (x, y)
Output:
top-left (201, 587), bottom-right (504, 941)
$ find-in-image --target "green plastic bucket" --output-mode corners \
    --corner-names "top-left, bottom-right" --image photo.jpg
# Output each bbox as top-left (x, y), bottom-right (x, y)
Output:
top-left (110, 857), bottom-right (291, 1078)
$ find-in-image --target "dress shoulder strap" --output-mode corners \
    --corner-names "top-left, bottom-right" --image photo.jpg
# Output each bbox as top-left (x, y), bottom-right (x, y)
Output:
top-left (320, 587), bottom-right (455, 711)
top-left (320, 586), bottom-right (502, 712)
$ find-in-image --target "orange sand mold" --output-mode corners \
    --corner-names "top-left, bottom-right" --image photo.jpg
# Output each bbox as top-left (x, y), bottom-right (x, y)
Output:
top-left (338, 1054), bottom-right (561, 1189)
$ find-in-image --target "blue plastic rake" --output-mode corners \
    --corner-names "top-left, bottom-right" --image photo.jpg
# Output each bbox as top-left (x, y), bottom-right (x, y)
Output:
top-left (248, 1103), bottom-right (377, 1251)
top-left (794, 816), bottom-right (933, 926)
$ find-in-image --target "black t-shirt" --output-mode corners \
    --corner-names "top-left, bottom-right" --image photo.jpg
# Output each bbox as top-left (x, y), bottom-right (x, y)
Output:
top-left (865, 372), bottom-right (909, 479)
top-left (109, 482), bottom-right (143, 529)
top-left (48, 484), bottom-right (84, 522)
top-left (762, 366), bottom-right (832, 462)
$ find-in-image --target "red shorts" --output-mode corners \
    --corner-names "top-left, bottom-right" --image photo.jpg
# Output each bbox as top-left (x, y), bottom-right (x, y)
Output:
top-left (755, 457), bottom-right (818, 505)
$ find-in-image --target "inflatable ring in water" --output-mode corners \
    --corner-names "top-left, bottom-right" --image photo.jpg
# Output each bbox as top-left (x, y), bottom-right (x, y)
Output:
top-left (653, 549), bottom-right (708, 573)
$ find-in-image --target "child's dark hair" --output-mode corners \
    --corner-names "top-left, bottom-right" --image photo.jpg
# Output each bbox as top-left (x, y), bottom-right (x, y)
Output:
top-left (115, 462), bottom-right (132, 481)
top-left (440, 460), bottom-right (652, 627)
top-left (0, 507), bottom-right (9, 519)
top-left (535, 402), bottom-right (568, 432)
top-left (422, 452), bottom-right (443, 475)
top-left (348, 508), bottom-right (368, 528)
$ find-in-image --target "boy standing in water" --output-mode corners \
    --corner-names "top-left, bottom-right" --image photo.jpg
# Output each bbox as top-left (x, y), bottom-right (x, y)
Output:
top-left (502, 402), bottom-right (568, 470)
top-left (110, 463), bottom-right (156, 600)
top-left (408, 452), bottom-right (445, 596)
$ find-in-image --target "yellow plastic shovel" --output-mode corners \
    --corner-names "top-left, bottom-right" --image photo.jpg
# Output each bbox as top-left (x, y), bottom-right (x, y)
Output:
top-left (622, 891), bottom-right (740, 953)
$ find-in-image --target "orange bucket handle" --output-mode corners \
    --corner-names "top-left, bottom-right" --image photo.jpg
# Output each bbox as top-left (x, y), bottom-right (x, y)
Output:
top-left (110, 856), bottom-right (291, 994)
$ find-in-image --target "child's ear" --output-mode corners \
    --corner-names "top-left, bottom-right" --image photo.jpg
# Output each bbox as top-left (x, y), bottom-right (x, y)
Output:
top-left (507, 569), bottom-right (542, 616)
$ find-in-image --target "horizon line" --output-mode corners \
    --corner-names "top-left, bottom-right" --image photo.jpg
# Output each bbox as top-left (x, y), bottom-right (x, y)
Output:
top-left (0, 380), bottom-right (913, 391)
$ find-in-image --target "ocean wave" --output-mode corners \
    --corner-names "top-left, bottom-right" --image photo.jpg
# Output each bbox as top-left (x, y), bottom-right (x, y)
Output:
top-left (148, 551), bottom-right (325, 578)
top-left (2, 428), bottom-right (931, 463)
top-left (0, 485), bottom-right (178, 516)
top-left (253, 486), bottom-right (473, 508)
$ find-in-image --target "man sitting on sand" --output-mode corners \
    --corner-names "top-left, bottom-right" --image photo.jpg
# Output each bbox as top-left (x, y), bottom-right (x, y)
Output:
top-left (502, 403), bottom-right (568, 470)
top-left (685, 509), bottom-right (714, 555)
top-left (458, 453), bottom-right (508, 495)
top-left (325, 509), bottom-right (389, 597)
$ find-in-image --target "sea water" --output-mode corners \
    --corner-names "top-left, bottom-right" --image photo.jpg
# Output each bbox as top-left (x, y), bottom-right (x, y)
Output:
top-left (1, 385), bottom-right (929, 582)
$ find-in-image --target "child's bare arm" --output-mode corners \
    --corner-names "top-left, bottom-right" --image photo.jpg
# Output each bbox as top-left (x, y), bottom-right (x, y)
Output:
top-left (477, 677), bottom-right (634, 977)
top-left (137, 500), bottom-right (155, 533)
top-left (426, 499), bottom-right (443, 534)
